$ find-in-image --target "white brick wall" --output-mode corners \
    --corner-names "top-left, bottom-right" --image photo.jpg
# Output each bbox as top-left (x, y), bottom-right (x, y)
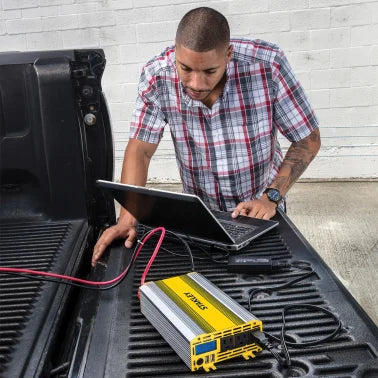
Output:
top-left (0, 0), bottom-right (377, 179)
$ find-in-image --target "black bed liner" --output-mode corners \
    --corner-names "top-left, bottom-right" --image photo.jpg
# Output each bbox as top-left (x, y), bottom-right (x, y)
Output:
top-left (76, 210), bottom-right (378, 378)
top-left (0, 219), bottom-right (89, 378)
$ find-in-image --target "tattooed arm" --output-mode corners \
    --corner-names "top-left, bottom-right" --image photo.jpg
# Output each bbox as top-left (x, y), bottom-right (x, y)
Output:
top-left (232, 128), bottom-right (321, 220)
top-left (269, 128), bottom-right (321, 197)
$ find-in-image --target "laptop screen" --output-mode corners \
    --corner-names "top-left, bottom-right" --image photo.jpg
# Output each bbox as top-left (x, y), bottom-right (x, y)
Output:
top-left (97, 181), bottom-right (233, 243)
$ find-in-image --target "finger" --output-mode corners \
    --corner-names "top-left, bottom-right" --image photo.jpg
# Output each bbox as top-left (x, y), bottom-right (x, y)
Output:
top-left (125, 227), bottom-right (137, 249)
top-left (92, 227), bottom-right (123, 266)
top-left (231, 208), bottom-right (241, 218)
top-left (232, 202), bottom-right (251, 218)
top-left (240, 208), bottom-right (248, 216)
top-left (247, 204), bottom-right (259, 218)
top-left (254, 208), bottom-right (266, 219)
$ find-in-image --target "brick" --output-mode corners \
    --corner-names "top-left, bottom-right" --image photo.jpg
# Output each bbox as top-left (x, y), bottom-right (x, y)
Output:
top-left (102, 63), bottom-right (141, 85)
top-left (0, 34), bottom-right (26, 51)
top-left (310, 28), bottom-right (350, 49)
top-left (102, 84), bottom-right (127, 103)
top-left (330, 87), bottom-right (371, 107)
top-left (331, 47), bottom-right (372, 68)
top-left (351, 24), bottom-right (378, 47)
top-left (6, 18), bottom-right (42, 34)
top-left (372, 2), bottom-right (378, 23)
top-left (22, 6), bottom-right (59, 18)
top-left (350, 66), bottom-right (374, 87)
top-left (115, 8), bottom-right (154, 25)
top-left (100, 25), bottom-right (136, 46)
top-left (60, 4), bottom-right (97, 15)
top-left (315, 107), bottom-right (352, 126)
top-left (134, 0), bottom-right (207, 7)
top-left (310, 0), bottom-right (377, 8)
top-left (0, 21), bottom-right (4, 35)
top-left (229, 0), bottom-right (268, 14)
top-left (308, 89), bottom-right (330, 109)
top-left (38, 0), bottom-right (73, 5)
top-left (62, 28), bottom-right (100, 48)
top-left (291, 8), bottom-right (330, 30)
top-left (42, 15), bottom-right (78, 31)
top-left (102, 45), bottom-right (121, 64)
top-left (290, 50), bottom-right (330, 71)
top-left (108, 102), bottom-right (135, 121)
top-left (120, 44), bottom-right (142, 64)
top-left (130, 41), bottom-right (172, 63)
top-left (253, 31), bottom-right (311, 52)
top-left (370, 87), bottom-right (378, 105)
top-left (151, 4), bottom-right (198, 22)
top-left (230, 11), bottom-right (290, 35)
top-left (123, 83), bottom-right (138, 102)
top-left (269, 0), bottom-right (309, 11)
top-left (98, 0), bottom-right (133, 10)
top-left (296, 71), bottom-right (311, 90)
top-left (331, 4), bottom-right (371, 27)
top-left (0, 9), bottom-right (22, 20)
top-left (78, 11), bottom-right (116, 28)
top-left (311, 68), bottom-right (350, 89)
top-left (3, 0), bottom-right (38, 10)
top-left (26, 30), bottom-right (63, 49)
top-left (137, 21), bottom-right (177, 43)
top-left (103, 64), bottom-right (128, 85)
top-left (372, 45), bottom-right (378, 65)
top-left (349, 105), bottom-right (378, 125)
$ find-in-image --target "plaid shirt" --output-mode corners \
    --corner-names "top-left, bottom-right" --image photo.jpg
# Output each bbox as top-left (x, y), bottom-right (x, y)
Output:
top-left (130, 39), bottom-right (319, 212)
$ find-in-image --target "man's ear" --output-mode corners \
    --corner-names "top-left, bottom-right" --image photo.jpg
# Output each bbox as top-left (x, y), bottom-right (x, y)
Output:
top-left (227, 44), bottom-right (233, 62)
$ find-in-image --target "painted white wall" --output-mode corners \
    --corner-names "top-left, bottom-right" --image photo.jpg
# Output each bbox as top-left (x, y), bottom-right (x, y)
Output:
top-left (1, 0), bottom-right (377, 180)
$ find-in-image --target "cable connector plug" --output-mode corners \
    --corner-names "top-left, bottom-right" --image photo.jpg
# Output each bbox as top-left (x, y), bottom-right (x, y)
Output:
top-left (252, 331), bottom-right (286, 367)
top-left (227, 256), bottom-right (290, 274)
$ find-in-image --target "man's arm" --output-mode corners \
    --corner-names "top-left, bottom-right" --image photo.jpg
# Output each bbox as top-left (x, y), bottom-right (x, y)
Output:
top-left (232, 128), bottom-right (321, 220)
top-left (91, 139), bottom-right (158, 266)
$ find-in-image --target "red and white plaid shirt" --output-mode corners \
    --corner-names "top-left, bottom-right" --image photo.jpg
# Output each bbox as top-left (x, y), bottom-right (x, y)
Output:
top-left (130, 39), bottom-right (319, 212)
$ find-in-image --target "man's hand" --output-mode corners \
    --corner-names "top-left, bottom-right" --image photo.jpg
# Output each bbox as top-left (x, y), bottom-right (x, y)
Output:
top-left (91, 213), bottom-right (137, 267)
top-left (232, 195), bottom-right (277, 220)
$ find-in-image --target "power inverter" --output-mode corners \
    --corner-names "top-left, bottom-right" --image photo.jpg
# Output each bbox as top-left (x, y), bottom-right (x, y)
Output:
top-left (139, 272), bottom-right (263, 372)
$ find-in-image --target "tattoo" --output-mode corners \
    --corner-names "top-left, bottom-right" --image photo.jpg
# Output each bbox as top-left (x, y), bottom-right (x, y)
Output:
top-left (272, 129), bottom-right (320, 194)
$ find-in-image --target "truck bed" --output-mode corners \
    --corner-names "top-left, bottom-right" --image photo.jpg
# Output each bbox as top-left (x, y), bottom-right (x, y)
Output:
top-left (0, 219), bottom-right (89, 378)
top-left (73, 210), bottom-right (378, 377)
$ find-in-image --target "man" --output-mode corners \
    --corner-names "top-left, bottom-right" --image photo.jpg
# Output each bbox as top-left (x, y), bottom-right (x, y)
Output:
top-left (92, 7), bottom-right (320, 266)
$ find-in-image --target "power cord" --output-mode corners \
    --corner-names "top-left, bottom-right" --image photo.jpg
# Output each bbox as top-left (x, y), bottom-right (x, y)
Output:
top-left (244, 258), bottom-right (343, 368)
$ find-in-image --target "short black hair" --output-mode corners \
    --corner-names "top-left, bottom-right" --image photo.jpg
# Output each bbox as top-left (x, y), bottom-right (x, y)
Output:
top-left (176, 7), bottom-right (230, 52)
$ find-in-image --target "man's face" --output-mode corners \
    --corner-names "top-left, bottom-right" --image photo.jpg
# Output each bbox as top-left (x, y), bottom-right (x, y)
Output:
top-left (176, 43), bottom-right (232, 102)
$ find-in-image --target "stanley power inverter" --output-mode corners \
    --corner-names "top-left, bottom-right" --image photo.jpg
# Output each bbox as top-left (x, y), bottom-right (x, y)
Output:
top-left (139, 272), bottom-right (263, 372)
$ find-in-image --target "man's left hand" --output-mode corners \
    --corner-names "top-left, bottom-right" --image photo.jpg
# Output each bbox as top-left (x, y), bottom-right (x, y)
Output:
top-left (231, 195), bottom-right (277, 220)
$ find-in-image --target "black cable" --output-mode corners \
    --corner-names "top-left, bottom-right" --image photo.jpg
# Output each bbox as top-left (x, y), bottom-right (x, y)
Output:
top-left (185, 235), bottom-right (230, 264)
top-left (249, 261), bottom-right (343, 368)
top-left (141, 228), bottom-right (195, 271)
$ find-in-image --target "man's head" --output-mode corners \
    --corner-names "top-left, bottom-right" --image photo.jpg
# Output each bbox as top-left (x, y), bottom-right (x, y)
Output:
top-left (175, 7), bottom-right (232, 102)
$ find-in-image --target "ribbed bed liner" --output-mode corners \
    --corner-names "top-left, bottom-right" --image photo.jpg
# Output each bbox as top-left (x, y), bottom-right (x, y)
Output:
top-left (0, 219), bottom-right (89, 378)
top-left (82, 211), bottom-right (378, 378)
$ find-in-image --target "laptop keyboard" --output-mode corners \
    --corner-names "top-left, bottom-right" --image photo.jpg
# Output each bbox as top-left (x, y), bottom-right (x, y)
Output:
top-left (219, 221), bottom-right (257, 239)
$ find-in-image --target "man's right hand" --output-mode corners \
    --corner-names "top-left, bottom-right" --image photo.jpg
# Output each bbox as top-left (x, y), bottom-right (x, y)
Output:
top-left (91, 213), bottom-right (137, 267)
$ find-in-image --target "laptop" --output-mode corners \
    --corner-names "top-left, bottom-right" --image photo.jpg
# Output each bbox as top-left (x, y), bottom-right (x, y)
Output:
top-left (97, 180), bottom-right (279, 251)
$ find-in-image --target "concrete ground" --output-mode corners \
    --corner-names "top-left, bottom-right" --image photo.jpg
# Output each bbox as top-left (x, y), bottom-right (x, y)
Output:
top-left (143, 181), bottom-right (377, 325)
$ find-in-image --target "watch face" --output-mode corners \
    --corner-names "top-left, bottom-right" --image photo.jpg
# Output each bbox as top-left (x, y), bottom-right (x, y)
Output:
top-left (267, 189), bottom-right (282, 202)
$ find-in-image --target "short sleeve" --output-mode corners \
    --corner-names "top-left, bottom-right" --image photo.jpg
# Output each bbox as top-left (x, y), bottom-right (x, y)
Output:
top-left (272, 49), bottom-right (319, 142)
top-left (129, 67), bottom-right (167, 144)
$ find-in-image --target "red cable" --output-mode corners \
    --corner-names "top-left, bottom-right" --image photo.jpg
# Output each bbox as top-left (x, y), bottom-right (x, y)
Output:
top-left (0, 227), bottom-right (166, 287)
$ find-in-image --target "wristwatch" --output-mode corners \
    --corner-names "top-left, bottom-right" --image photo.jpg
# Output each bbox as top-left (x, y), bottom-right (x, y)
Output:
top-left (263, 188), bottom-right (282, 206)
